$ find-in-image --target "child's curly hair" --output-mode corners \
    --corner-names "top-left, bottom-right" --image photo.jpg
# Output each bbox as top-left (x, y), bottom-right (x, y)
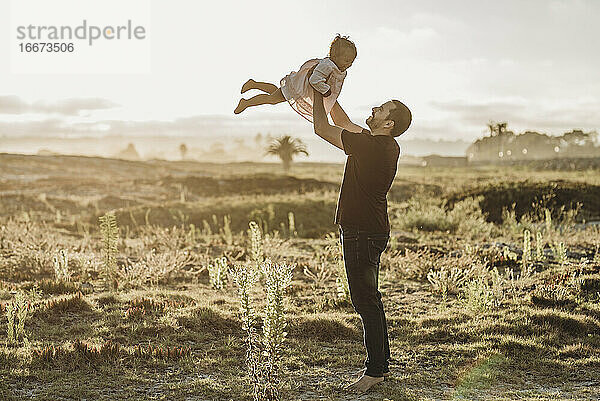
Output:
top-left (329, 34), bottom-right (357, 59)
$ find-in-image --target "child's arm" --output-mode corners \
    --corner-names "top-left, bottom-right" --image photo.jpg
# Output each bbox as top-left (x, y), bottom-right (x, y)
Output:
top-left (308, 60), bottom-right (333, 97)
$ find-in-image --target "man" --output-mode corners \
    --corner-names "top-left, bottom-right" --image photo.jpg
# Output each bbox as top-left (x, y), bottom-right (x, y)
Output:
top-left (312, 88), bottom-right (412, 394)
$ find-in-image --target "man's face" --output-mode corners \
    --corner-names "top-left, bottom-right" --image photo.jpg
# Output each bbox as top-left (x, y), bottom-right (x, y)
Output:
top-left (366, 101), bottom-right (394, 131)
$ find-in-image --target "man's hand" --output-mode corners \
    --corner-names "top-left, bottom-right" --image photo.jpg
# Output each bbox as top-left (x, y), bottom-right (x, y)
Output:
top-left (312, 89), bottom-right (344, 150)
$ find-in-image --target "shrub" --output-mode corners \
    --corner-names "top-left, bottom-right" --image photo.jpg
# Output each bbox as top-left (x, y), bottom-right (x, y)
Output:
top-left (306, 233), bottom-right (348, 303)
top-left (261, 260), bottom-right (294, 400)
top-left (230, 262), bottom-right (261, 399)
top-left (248, 221), bottom-right (264, 269)
top-left (98, 212), bottom-right (119, 291)
top-left (6, 291), bottom-right (31, 345)
top-left (220, 215), bottom-right (233, 246)
top-left (138, 225), bottom-right (191, 253)
top-left (521, 230), bottom-right (535, 279)
top-left (53, 249), bottom-right (71, 282)
top-left (535, 231), bottom-right (546, 262)
top-left (459, 267), bottom-right (505, 311)
top-left (393, 196), bottom-right (457, 232)
top-left (392, 196), bottom-right (495, 239)
top-left (121, 248), bottom-right (193, 288)
top-left (550, 242), bottom-right (568, 266)
top-left (303, 262), bottom-right (333, 294)
top-left (391, 248), bottom-right (439, 281)
top-left (5, 286), bottom-right (41, 345)
top-left (117, 197), bottom-right (338, 239)
top-left (207, 257), bottom-right (228, 290)
top-left (231, 259), bottom-right (294, 401)
top-left (447, 180), bottom-right (597, 224)
top-left (427, 265), bottom-right (471, 300)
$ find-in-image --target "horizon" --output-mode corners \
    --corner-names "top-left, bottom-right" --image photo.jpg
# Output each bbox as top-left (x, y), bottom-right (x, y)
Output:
top-left (1, 0), bottom-right (599, 159)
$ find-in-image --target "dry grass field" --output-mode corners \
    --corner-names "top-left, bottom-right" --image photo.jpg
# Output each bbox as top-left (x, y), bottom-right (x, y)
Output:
top-left (1, 153), bottom-right (599, 400)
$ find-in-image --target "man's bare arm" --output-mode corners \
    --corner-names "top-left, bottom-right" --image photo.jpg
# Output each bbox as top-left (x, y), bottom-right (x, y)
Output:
top-left (313, 89), bottom-right (344, 150)
top-left (330, 101), bottom-right (365, 133)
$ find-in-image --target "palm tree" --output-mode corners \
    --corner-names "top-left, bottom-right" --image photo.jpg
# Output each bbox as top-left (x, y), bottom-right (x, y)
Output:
top-left (179, 143), bottom-right (188, 160)
top-left (265, 135), bottom-right (309, 172)
top-left (486, 121), bottom-right (515, 161)
top-left (486, 121), bottom-right (508, 137)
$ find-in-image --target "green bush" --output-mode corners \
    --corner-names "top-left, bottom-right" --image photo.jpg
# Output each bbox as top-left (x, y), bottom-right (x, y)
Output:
top-left (391, 195), bottom-right (496, 238)
top-left (392, 196), bottom-right (458, 232)
top-left (446, 180), bottom-right (598, 223)
top-left (112, 197), bottom-right (337, 238)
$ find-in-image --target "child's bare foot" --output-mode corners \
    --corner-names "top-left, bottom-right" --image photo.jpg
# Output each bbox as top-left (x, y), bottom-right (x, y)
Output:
top-left (344, 374), bottom-right (384, 394)
top-left (241, 79), bottom-right (256, 94)
top-left (234, 98), bottom-right (247, 114)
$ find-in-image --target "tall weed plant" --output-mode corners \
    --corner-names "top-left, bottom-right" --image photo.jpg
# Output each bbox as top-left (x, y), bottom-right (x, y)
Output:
top-left (231, 258), bottom-right (294, 401)
top-left (99, 212), bottom-right (119, 291)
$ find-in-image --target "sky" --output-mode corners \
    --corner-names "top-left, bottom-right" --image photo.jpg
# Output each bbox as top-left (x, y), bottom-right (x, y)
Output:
top-left (1, 0), bottom-right (599, 151)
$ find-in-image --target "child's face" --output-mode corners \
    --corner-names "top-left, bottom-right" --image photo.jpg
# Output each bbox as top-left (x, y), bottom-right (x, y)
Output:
top-left (332, 49), bottom-right (356, 72)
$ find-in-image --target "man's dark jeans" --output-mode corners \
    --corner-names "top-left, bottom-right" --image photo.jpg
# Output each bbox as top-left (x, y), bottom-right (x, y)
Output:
top-left (339, 225), bottom-right (390, 377)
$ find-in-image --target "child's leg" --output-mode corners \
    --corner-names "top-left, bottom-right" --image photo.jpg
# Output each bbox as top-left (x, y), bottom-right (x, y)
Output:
top-left (241, 79), bottom-right (278, 94)
top-left (234, 88), bottom-right (285, 114)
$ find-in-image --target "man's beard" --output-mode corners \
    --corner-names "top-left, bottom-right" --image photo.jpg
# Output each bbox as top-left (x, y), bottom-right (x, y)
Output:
top-left (366, 116), bottom-right (377, 130)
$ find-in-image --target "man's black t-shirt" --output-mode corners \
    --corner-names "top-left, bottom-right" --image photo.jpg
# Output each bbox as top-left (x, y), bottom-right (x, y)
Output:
top-left (335, 129), bottom-right (400, 233)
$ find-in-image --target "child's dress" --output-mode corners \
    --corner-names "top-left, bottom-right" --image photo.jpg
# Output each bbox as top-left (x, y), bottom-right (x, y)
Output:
top-left (280, 57), bottom-right (347, 123)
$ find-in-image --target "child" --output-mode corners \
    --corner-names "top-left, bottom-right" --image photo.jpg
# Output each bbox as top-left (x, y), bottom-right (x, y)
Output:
top-left (234, 35), bottom-right (357, 123)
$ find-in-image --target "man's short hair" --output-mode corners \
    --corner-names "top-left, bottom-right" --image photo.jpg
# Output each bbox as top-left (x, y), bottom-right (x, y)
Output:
top-left (387, 100), bottom-right (412, 137)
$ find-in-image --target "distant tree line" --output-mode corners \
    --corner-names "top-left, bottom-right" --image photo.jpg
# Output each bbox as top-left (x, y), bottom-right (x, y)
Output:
top-left (171, 134), bottom-right (308, 170)
top-left (466, 121), bottom-right (599, 162)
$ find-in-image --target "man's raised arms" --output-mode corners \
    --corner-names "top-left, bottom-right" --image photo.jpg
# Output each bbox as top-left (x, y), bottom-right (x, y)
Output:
top-left (312, 89), bottom-right (345, 150)
top-left (330, 101), bottom-right (365, 133)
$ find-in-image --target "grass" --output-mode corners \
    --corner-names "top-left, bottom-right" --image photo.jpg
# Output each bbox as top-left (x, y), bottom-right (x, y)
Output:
top-left (0, 154), bottom-right (599, 400)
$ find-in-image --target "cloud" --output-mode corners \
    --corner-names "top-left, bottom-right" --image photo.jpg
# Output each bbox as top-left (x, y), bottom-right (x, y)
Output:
top-left (0, 96), bottom-right (119, 115)
top-left (429, 98), bottom-right (600, 136)
top-left (2, 97), bottom-right (597, 145)
top-left (0, 113), bottom-right (313, 139)
top-left (0, 118), bottom-right (67, 137)
top-left (430, 100), bottom-right (524, 123)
